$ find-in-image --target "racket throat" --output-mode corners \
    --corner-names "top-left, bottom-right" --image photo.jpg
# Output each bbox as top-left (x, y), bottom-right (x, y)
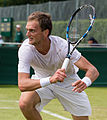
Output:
top-left (66, 54), bottom-right (71, 59)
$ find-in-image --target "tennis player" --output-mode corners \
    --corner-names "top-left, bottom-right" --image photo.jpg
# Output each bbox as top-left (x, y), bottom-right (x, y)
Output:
top-left (18, 11), bottom-right (99, 120)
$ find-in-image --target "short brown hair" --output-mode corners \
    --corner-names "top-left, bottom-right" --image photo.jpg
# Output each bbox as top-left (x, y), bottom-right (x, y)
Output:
top-left (28, 11), bottom-right (52, 36)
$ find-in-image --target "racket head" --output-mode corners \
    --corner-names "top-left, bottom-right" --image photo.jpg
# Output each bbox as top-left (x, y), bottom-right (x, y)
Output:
top-left (62, 5), bottom-right (96, 71)
top-left (66, 4), bottom-right (95, 45)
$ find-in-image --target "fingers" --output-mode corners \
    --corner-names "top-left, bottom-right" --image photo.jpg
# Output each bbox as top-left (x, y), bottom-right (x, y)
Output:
top-left (50, 69), bottom-right (67, 83)
top-left (57, 69), bottom-right (66, 79)
top-left (72, 80), bottom-right (87, 93)
top-left (60, 68), bottom-right (66, 72)
top-left (55, 69), bottom-right (67, 82)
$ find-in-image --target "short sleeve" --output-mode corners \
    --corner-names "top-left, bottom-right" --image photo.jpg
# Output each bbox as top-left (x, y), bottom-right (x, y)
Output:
top-left (18, 45), bottom-right (33, 73)
top-left (70, 47), bottom-right (81, 63)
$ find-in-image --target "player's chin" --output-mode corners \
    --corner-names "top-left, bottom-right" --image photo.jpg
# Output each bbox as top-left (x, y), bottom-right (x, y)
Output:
top-left (29, 38), bottom-right (34, 44)
top-left (29, 41), bottom-right (33, 45)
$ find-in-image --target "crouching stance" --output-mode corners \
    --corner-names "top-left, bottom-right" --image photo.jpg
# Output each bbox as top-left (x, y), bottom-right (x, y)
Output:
top-left (18, 11), bottom-right (99, 120)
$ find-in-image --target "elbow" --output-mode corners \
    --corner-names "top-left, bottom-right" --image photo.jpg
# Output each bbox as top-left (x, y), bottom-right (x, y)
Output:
top-left (18, 82), bottom-right (27, 92)
top-left (96, 69), bottom-right (100, 78)
top-left (18, 73), bottom-right (31, 92)
top-left (93, 66), bottom-right (100, 80)
top-left (18, 85), bottom-right (25, 92)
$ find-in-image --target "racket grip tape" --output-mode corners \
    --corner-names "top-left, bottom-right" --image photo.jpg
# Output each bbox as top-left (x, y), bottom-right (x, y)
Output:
top-left (61, 58), bottom-right (70, 70)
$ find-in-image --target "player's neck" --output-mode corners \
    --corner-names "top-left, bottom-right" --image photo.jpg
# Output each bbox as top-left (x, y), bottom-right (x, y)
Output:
top-left (35, 38), bottom-right (51, 55)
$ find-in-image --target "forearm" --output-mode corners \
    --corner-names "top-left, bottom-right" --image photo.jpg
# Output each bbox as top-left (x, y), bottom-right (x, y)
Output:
top-left (18, 69), bottom-right (67, 92)
top-left (75, 56), bottom-right (99, 83)
top-left (18, 78), bottom-right (41, 92)
top-left (73, 56), bottom-right (99, 92)
top-left (85, 66), bottom-right (99, 83)
top-left (72, 67), bottom-right (99, 93)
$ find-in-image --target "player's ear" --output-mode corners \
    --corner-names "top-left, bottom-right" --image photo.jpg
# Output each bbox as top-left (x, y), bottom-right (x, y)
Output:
top-left (43, 29), bottom-right (49, 37)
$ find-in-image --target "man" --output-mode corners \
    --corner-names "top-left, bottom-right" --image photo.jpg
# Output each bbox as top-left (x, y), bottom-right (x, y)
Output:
top-left (15, 24), bottom-right (23, 43)
top-left (88, 37), bottom-right (98, 46)
top-left (18, 11), bottom-right (99, 120)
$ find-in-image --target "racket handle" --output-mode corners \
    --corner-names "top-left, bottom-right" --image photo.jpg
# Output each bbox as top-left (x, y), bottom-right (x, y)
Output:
top-left (61, 58), bottom-right (70, 71)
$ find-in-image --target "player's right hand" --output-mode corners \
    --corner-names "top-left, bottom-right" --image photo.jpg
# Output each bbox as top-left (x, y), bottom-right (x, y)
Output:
top-left (50, 69), bottom-right (67, 83)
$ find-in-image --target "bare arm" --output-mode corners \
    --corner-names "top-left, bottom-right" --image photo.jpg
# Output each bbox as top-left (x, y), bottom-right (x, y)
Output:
top-left (72, 56), bottom-right (99, 92)
top-left (18, 69), bottom-right (67, 92)
top-left (18, 72), bottom-right (41, 92)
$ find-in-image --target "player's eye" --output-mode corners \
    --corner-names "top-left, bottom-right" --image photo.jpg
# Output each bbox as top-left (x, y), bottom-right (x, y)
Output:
top-left (29, 29), bottom-right (36, 33)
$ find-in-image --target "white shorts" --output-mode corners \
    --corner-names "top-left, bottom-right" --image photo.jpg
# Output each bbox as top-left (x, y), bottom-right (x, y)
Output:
top-left (35, 84), bottom-right (92, 116)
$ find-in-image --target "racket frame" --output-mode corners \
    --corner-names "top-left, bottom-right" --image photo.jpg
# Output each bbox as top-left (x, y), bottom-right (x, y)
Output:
top-left (61, 4), bottom-right (96, 70)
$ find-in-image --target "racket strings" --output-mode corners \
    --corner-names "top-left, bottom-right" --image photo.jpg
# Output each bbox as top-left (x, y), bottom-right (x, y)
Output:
top-left (65, 4), bottom-right (95, 57)
top-left (68, 5), bottom-right (95, 44)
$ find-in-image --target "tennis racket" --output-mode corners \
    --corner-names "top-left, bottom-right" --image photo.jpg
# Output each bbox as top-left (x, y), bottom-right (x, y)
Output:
top-left (61, 4), bottom-right (96, 70)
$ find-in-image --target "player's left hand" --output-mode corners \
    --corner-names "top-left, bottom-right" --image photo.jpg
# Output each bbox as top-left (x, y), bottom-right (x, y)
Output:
top-left (72, 80), bottom-right (87, 93)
